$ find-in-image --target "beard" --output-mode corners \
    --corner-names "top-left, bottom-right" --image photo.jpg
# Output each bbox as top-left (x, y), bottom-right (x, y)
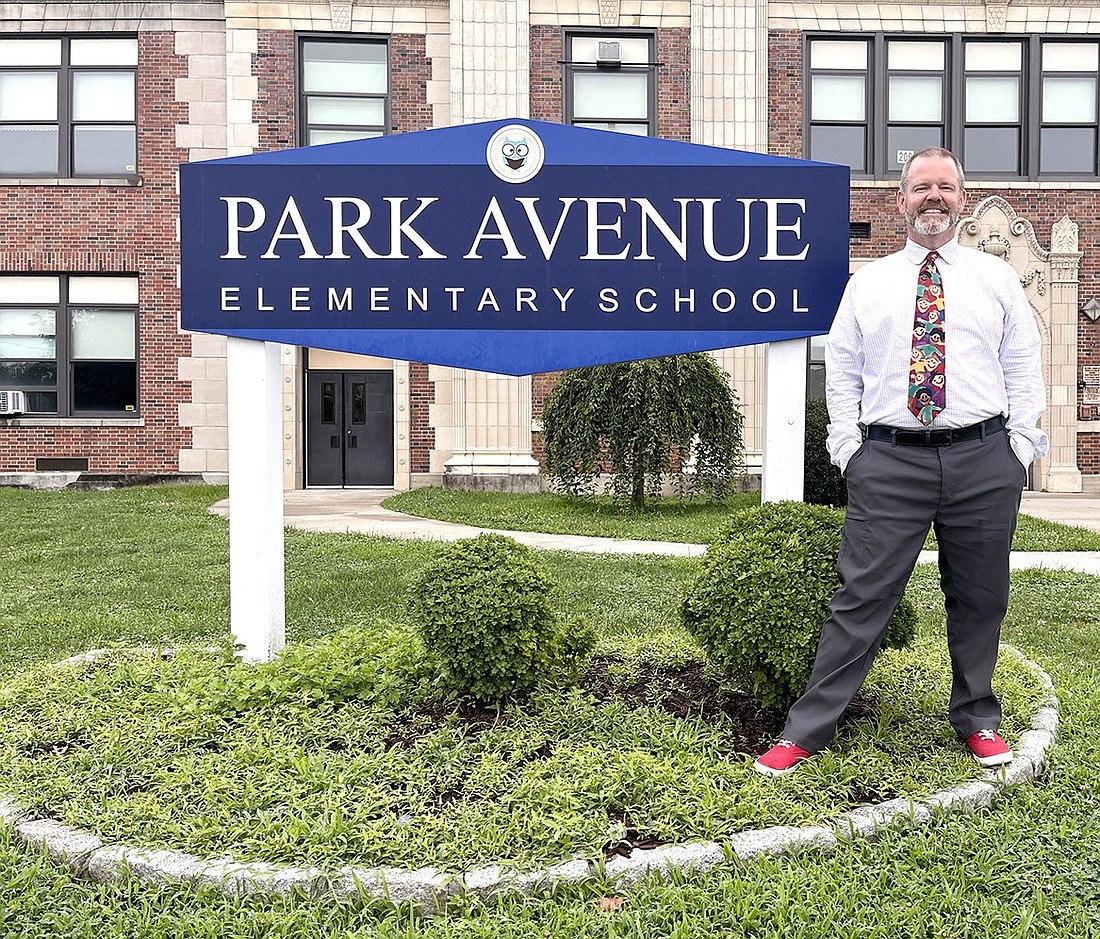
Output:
top-left (907, 202), bottom-right (958, 236)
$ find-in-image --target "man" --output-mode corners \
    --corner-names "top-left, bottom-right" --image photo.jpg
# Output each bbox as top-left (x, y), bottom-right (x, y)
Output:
top-left (754, 147), bottom-right (1048, 777)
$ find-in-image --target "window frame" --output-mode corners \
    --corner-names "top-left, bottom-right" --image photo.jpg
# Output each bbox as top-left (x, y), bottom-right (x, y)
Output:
top-left (0, 275), bottom-right (140, 418)
top-left (563, 28), bottom-right (658, 137)
top-left (296, 34), bottom-right (391, 147)
top-left (0, 35), bottom-right (138, 180)
top-left (804, 32), bottom-right (1100, 181)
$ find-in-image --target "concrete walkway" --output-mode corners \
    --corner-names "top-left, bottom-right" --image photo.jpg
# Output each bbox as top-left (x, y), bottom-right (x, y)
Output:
top-left (211, 488), bottom-right (1100, 575)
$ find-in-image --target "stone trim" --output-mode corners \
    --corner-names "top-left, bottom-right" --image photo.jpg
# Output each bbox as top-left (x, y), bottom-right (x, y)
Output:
top-left (0, 649), bottom-right (1059, 909)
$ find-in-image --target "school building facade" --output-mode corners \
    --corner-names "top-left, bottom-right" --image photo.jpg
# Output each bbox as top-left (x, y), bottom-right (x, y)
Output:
top-left (1, 0), bottom-right (1097, 492)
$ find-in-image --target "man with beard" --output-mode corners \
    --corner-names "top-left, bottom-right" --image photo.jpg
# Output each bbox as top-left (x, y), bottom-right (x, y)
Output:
top-left (754, 147), bottom-right (1048, 776)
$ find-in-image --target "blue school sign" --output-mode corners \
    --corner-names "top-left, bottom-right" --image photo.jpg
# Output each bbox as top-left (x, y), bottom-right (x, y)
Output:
top-left (180, 119), bottom-right (849, 375)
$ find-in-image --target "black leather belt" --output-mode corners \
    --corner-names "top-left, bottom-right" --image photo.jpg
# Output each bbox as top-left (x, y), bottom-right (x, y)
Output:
top-left (864, 415), bottom-right (1005, 447)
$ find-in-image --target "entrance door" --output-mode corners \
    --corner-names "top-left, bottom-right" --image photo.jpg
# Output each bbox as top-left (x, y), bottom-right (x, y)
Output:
top-left (306, 371), bottom-right (394, 487)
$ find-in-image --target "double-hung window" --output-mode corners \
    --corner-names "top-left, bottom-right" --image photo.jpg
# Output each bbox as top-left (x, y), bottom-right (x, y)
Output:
top-left (806, 34), bottom-right (1100, 180)
top-left (1040, 42), bottom-right (1099, 175)
top-left (0, 275), bottom-right (139, 416)
top-left (565, 31), bottom-right (656, 136)
top-left (299, 37), bottom-right (388, 145)
top-left (0, 37), bottom-right (137, 178)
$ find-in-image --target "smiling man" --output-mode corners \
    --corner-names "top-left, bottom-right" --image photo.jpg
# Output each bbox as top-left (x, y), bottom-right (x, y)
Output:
top-left (754, 147), bottom-right (1049, 777)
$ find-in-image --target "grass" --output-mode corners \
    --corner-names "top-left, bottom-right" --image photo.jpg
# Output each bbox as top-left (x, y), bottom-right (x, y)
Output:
top-left (0, 484), bottom-right (1097, 937)
top-left (383, 487), bottom-right (1100, 551)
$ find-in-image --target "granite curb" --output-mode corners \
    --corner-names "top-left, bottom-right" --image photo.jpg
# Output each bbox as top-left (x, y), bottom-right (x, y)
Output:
top-left (0, 653), bottom-right (1060, 910)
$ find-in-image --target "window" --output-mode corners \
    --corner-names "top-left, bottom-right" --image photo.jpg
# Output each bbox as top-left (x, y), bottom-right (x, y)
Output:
top-left (0, 37), bottom-right (137, 178)
top-left (299, 37), bottom-right (388, 145)
top-left (565, 31), bottom-right (656, 136)
top-left (0, 275), bottom-right (138, 416)
top-left (1041, 42), bottom-right (1099, 175)
top-left (806, 34), bottom-right (1100, 179)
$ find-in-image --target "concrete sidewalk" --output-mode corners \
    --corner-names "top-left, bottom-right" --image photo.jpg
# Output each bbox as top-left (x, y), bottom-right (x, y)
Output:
top-left (211, 488), bottom-right (1100, 575)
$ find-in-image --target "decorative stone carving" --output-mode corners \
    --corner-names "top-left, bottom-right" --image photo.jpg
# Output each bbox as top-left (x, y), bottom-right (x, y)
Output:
top-left (329, 1), bottom-right (353, 30)
top-left (1051, 216), bottom-right (1079, 254)
top-left (600, 0), bottom-right (620, 27)
top-left (1019, 269), bottom-right (1047, 297)
top-left (959, 196), bottom-right (1049, 298)
top-left (986, 2), bottom-right (1008, 32)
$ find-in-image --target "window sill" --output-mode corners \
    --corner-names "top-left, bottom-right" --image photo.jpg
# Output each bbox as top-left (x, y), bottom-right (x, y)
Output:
top-left (0, 417), bottom-right (144, 427)
top-left (0, 176), bottom-right (142, 187)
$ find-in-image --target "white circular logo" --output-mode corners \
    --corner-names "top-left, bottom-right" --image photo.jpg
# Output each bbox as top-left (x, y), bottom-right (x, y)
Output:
top-left (486, 124), bottom-right (545, 184)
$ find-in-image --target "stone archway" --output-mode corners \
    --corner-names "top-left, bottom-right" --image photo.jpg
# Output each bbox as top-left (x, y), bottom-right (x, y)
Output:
top-left (958, 196), bottom-right (1082, 493)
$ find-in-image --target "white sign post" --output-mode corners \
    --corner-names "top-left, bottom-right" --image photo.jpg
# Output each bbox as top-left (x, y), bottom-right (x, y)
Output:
top-left (226, 336), bottom-right (285, 662)
top-left (761, 338), bottom-right (808, 503)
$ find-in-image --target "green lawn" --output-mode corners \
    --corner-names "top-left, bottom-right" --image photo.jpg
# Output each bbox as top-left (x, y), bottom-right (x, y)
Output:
top-left (383, 487), bottom-right (1100, 551)
top-left (0, 485), bottom-right (1098, 937)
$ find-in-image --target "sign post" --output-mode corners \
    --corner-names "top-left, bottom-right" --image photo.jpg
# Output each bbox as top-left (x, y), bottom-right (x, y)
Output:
top-left (762, 339), bottom-right (808, 502)
top-left (226, 337), bottom-right (285, 662)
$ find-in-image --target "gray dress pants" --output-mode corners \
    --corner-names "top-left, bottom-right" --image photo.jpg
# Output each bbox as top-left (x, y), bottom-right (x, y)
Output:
top-left (783, 428), bottom-right (1026, 753)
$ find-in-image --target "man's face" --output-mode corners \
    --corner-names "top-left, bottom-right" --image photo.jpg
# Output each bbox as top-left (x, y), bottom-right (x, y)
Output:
top-left (897, 155), bottom-right (967, 242)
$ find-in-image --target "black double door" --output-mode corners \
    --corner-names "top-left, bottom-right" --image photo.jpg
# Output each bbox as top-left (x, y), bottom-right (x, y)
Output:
top-left (306, 370), bottom-right (394, 487)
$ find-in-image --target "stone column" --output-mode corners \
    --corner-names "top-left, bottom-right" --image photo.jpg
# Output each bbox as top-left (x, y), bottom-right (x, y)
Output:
top-left (691, 0), bottom-right (771, 487)
top-left (441, 0), bottom-right (539, 481)
top-left (690, 0), bottom-right (767, 151)
top-left (1045, 217), bottom-right (1083, 493)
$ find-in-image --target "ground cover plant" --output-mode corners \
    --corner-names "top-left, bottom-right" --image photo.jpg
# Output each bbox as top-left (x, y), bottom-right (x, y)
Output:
top-left (382, 487), bottom-right (1100, 551)
top-left (0, 485), bottom-right (1097, 938)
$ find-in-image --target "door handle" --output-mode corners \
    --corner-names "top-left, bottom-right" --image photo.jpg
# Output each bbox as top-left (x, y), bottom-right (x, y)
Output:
top-left (348, 435), bottom-right (357, 448)
top-left (330, 436), bottom-right (339, 448)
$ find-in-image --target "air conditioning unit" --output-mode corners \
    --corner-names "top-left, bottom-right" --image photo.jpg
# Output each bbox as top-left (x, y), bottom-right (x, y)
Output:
top-left (597, 40), bottom-right (622, 66)
top-left (0, 390), bottom-right (27, 416)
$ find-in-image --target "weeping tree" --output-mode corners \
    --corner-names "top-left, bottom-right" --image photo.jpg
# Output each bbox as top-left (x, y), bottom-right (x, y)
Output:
top-left (540, 354), bottom-right (745, 508)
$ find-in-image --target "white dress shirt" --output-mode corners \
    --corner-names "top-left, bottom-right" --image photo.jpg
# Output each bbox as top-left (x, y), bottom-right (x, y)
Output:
top-left (825, 236), bottom-right (1050, 474)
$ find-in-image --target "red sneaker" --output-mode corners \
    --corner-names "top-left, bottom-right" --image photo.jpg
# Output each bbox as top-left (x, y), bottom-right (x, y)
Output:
top-left (753, 739), bottom-right (814, 777)
top-left (965, 729), bottom-right (1013, 767)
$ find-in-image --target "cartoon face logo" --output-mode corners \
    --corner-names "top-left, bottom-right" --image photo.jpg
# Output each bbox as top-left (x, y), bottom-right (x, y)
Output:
top-left (501, 136), bottom-right (530, 170)
top-left (486, 124), bottom-right (545, 184)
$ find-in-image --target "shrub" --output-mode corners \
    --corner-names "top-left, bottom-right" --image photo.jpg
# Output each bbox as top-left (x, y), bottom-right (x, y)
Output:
top-left (680, 501), bottom-right (917, 709)
top-left (804, 397), bottom-right (847, 507)
top-left (408, 534), bottom-right (594, 702)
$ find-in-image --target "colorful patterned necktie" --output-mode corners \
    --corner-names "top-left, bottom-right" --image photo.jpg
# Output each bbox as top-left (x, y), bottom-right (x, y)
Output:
top-left (908, 251), bottom-right (946, 425)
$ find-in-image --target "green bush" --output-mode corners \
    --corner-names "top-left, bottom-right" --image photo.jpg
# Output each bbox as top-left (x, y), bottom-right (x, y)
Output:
top-left (804, 396), bottom-right (847, 507)
top-left (408, 534), bottom-right (594, 702)
top-left (680, 501), bottom-right (917, 709)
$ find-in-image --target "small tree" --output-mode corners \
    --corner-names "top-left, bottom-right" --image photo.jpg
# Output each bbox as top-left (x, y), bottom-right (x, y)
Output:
top-left (540, 354), bottom-right (745, 508)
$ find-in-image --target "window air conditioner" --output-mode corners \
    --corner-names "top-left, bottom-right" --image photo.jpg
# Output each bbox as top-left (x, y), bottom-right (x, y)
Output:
top-left (597, 40), bottom-right (622, 65)
top-left (0, 390), bottom-right (27, 416)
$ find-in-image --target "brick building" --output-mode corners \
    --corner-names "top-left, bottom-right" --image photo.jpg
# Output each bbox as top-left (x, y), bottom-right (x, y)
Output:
top-left (1, 0), bottom-right (1097, 492)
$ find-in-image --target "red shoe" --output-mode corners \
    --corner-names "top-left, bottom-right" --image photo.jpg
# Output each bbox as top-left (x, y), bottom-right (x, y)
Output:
top-left (965, 729), bottom-right (1013, 767)
top-left (753, 739), bottom-right (814, 777)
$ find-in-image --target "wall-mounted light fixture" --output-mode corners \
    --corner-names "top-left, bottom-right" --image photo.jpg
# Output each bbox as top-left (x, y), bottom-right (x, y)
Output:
top-left (1082, 299), bottom-right (1100, 322)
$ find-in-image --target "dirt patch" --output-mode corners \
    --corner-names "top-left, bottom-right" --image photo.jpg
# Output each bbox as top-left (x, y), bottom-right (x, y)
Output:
top-left (582, 656), bottom-right (880, 757)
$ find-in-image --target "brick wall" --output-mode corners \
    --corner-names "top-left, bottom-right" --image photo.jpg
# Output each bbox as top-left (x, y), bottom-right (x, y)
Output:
top-left (255, 31), bottom-right (295, 152)
top-left (392, 34), bottom-right (436, 471)
top-left (0, 32), bottom-right (191, 476)
top-left (767, 27), bottom-right (1100, 475)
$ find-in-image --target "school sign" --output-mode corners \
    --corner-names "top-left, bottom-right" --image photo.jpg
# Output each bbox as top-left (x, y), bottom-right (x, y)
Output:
top-left (180, 119), bottom-right (849, 374)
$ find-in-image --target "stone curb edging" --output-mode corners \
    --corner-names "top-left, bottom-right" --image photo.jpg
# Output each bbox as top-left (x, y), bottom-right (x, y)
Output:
top-left (0, 652), bottom-right (1059, 911)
